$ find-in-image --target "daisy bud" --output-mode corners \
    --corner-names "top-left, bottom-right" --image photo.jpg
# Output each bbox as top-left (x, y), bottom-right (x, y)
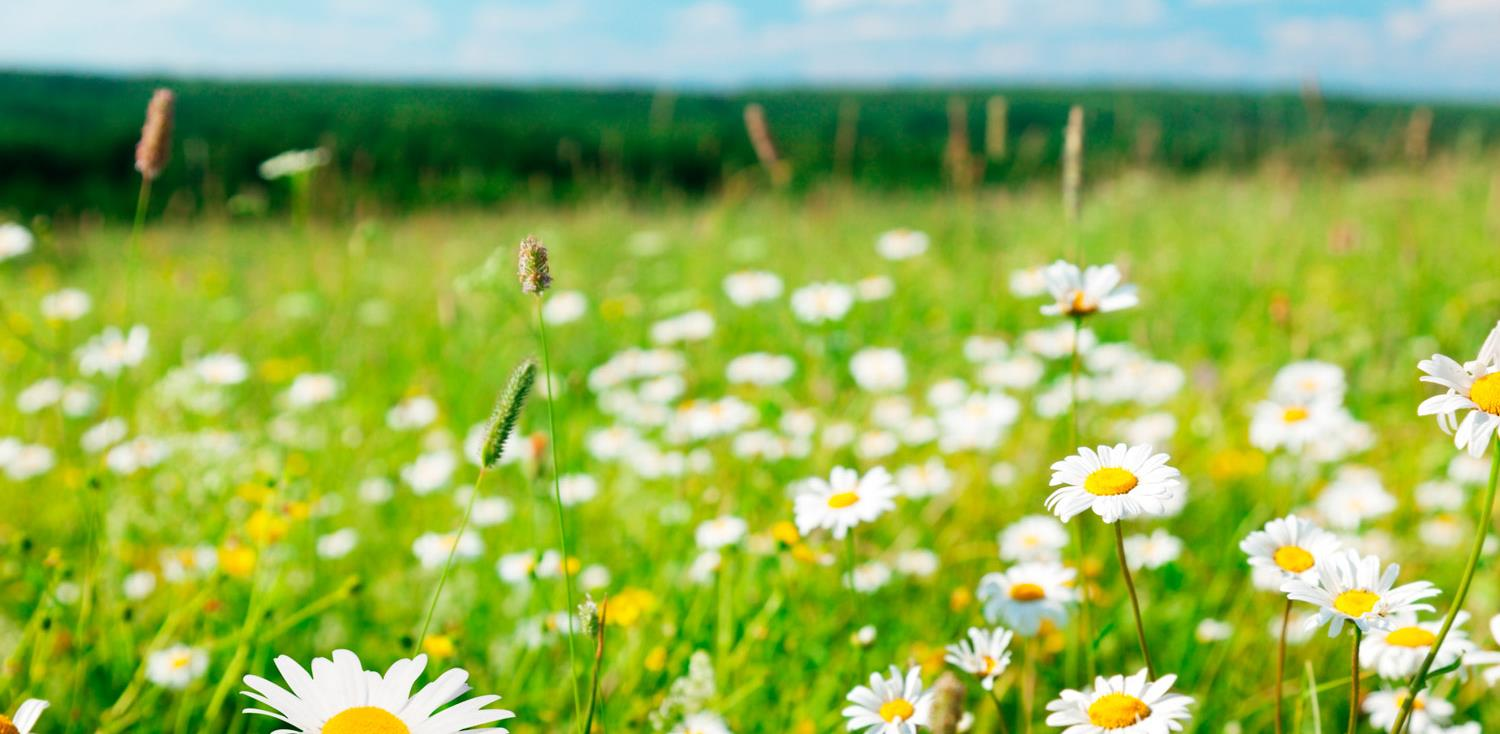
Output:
top-left (482, 358), bottom-right (537, 469)
top-left (517, 235), bottom-right (552, 294)
top-left (135, 88), bottom-right (175, 181)
top-left (928, 672), bottom-right (966, 734)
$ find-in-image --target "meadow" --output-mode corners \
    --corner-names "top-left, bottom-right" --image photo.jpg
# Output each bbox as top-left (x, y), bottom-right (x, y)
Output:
top-left (3, 135), bottom-right (1500, 733)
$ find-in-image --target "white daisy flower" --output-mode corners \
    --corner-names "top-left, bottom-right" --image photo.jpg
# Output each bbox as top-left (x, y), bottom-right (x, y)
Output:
top-left (1038, 260), bottom-right (1138, 317)
top-left (851, 348), bottom-right (908, 393)
top-left (1023, 324), bottom-right (1096, 360)
top-left (672, 710), bottom-right (732, 734)
top-left (1249, 397), bottom-right (1344, 454)
top-left (695, 516), bottom-right (748, 550)
top-left (497, 551), bottom-right (539, 585)
top-left (842, 666), bottom-right (933, 734)
top-left (557, 473), bottom-right (599, 506)
top-left (726, 352), bottom-right (796, 386)
top-left (1043, 670), bottom-right (1193, 733)
top-left (998, 515), bottom-right (1070, 563)
top-left (194, 353), bottom-right (250, 386)
top-left (387, 395), bottom-right (439, 431)
top-left (894, 549), bottom-right (940, 578)
top-left (77, 325), bottom-right (150, 376)
top-left (944, 627), bottom-right (1014, 690)
top-left (317, 529), bottom-right (359, 559)
top-left (285, 373), bottom-right (341, 408)
top-left (1195, 619), bottom-right (1233, 643)
top-left (894, 458), bottom-right (953, 499)
top-left (1418, 320), bottom-right (1500, 456)
top-left (401, 450), bottom-right (457, 495)
top-left (790, 282), bottom-right (855, 324)
top-left (40, 288), bottom-right (91, 321)
top-left (1046, 444), bottom-right (1181, 524)
top-left (793, 466), bottom-right (896, 540)
top-left (856, 275), bottom-right (895, 301)
top-left (1, 698), bottom-right (47, 734)
top-left (1314, 466), bottom-right (1396, 529)
top-left (147, 644), bottom-right (208, 689)
top-left (1360, 612), bottom-right (1476, 680)
top-left (1281, 549), bottom-right (1440, 637)
top-left (1009, 265), bottom-right (1047, 297)
top-left (258, 148), bottom-right (330, 179)
top-left (412, 531), bottom-right (483, 570)
top-left (936, 392), bottom-right (1021, 453)
top-left (542, 290), bottom-right (588, 325)
top-left (963, 336), bottom-right (1009, 364)
top-left (875, 229), bottom-right (929, 260)
top-left (722, 270), bottom-right (783, 307)
top-left (16, 378), bottom-right (62, 414)
top-left (849, 560), bottom-right (893, 593)
top-left (977, 562), bottom-right (1076, 636)
top-left (1465, 614), bottom-right (1500, 686)
top-left (5, 444), bottom-right (55, 481)
top-left (241, 649), bottom-right (514, 733)
top-left (1123, 529), bottom-right (1182, 571)
top-left (1271, 361), bottom-right (1347, 405)
top-left (1239, 514), bottom-right (1343, 588)
top-left (1363, 689), bottom-right (1453, 734)
top-left (651, 310), bottom-right (715, 345)
top-left (0, 222), bottom-right (35, 261)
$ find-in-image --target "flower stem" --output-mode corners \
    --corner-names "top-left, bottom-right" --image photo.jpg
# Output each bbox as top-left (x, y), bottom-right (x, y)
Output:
top-left (1068, 314), bottom-right (1095, 681)
top-left (1112, 521), bottom-right (1155, 679)
top-left (413, 467), bottom-right (487, 656)
top-left (1276, 597), bottom-right (1293, 734)
top-left (537, 297), bottom-right (584, 734)
top-left (989, 688), bottom-right (1012, 734)
top-left (1389, 435), bottom-right (1499, 734)
top-left (1349, 627), bottom-right (1362, 734)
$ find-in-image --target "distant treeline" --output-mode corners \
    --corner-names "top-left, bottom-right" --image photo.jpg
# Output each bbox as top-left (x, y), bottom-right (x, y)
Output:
top-left (2, 71), bottom-right (1499, 219)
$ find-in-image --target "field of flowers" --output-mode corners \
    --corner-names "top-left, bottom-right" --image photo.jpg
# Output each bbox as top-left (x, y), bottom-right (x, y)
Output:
top-left (2, 159), bottom-right (1500, 734)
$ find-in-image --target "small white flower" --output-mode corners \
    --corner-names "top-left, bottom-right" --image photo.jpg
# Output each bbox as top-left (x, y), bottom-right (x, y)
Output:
top-left (387, 395), bottom-right (439, 430)
top-left (851, 348), bottom-right (907, 392)
top-left (790, 282), bottom-right (855, 324)
top-left (0, 222), bottom-right (35, 261)
top-left (1123, 529), bottom-right (1182, 570)
top-left (723, 270), bottom-right (783, 307)
top-left (316, 529), bottom-right (359, 559)
top-left (945, 627), bottom-right (1013, 690)
top-left (875, 229), bottom-right (929, 260)
top-left (1363, 689), bottom-right (1453, 734)
top-left (1315, 466), bottom-right (1396, 529)
top-left (401, 450), bottom-right (457, 495)
top-left (999, 515), bottom-right (1069, 563)
top-left (856, 275), bottom-right (895, 301)
top-left (1195, 619), bottom-right (1233, 642)
top-left (5, 443), bottom-right (55, 481)
top-left (1418, 320), bottom-right (1500, 456)
top-left (1281, 549), bottom-right (1440, 637)
top-left (1044, 669), bottom-right (1193, 734)
top-left (651, 310), bottom-right (715, 345)
top-left (81, 418), bottom-right (128, 453)
top-left (672, 710), bottom-right (733, 734)
top-left (146, 644), bottom-right (208, 690)
top-left (894, 459), bottom-right (953, 499)
top-left (894, 549), bottom-right (940, 578)
top-left (1360, 612), bottom-right (1476, 681)
top-left (1009, 266), bottom-right (1047, 297)
top-left (411, 531), bottom-right (482, 570)
top-left (977, 562), bottom-right (1076, 635)
top-left (1046, 444), bottom-right (1181, 524)
top-left (695, 515), bottom-right (748, 550)
top-left (258, 148), bottom-right (329, 179)
top-left (842, 666), bottom-right (933, 734)
top-left (77, 325), bottom-right (149, 377)
top-left (543, 290), bottom-right (588, 324)
top-left (285, 373), bottom-right (341, 408)
top-left (793, 466), bottom-right (896, 540)
top-left (726, 352), bottom-right (795, 386)
top-left (1038, 260), bottom-right (1138, 317)
top-left (16, 378), bottom-right (63, 414)
top-left (40, 288), bottom-right (91, 321)
top-left (1272, 361), bottom-right (1347, 405)
top-left (849, 561), bottom-right (893, 593)
top-left (123, 570), bottom-right (158, 600)
top-left (1240, 514), bottom-right (1343, 588)
top-left (194, 353), bottom-right (249, 386)
top-left (558, 473), bottom-right (599, 506)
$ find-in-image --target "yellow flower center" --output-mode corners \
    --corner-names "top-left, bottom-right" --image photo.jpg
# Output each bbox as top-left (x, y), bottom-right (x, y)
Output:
top-left (1273, 545), bottom-right (1316, 573)
top-left (1069, 290), bottom-right (1097, 315)
top-left (1282, 406), bottom-right (1310, 423)
top-left (170, 653), bottom-right (193, 670)
top-left (1009, 582), bottom-right (1047, 601)
top-left (980, 655), bottom-right (999, 675)
top-left (1470, 373), bottom-right (1500, 414)
top-left (827, 491), bottom-right (860, 509)
top-left (878, 699), bottom-right (915, 723)
top-left (1084, 467), bottom-right (1139, 496)
top-left (1333, 589), bottom-right (1380, 617)
top-left (324, 707), bottom-right (411, 734)
top-left (0, 714), bottom-right (18, 734)
top-left (1385, 627), bottom-right (1436, 648)
top-left (1394, 693), bottom-right (1425, 711)
top-left (1087, 693), bottom-right (1153, 728)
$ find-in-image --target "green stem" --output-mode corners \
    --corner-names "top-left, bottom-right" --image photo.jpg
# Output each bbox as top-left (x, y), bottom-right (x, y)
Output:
top-left (1349, 627), bottom-right (1362, 734)
top-left (537, 296), bottom-right (583, 734)
top-left (128, 178), bottom-right (151, 314)
top-left (1068, 314), bottom-right (1095, 682)
top-left (1390, 435), bottom-right (1499, 734)
top-left (1113, 521), bottom-right (1155, 679)
top-left (413, 467), bottom-right (488, 655)
top-left (989, 688), bottom-right (1012, 734)
top-left (1276, 597), bottom-right (1292, 734)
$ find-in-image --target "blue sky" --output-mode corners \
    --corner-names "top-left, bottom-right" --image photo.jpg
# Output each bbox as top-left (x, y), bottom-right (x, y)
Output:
top-left (3, 0), bottom-right (1499, 99)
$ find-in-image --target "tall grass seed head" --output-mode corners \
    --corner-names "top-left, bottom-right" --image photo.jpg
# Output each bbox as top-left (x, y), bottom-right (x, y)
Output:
top-left (483, 358), bottom-right (537, 468)
top-left (518, 235), bottom-right (552, 294)
top-left (135, 88), bottom-right (175, 181)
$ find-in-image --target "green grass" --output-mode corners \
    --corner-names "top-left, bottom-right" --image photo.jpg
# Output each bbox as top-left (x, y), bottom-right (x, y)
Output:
top-left (2, 160), bottom-right (1500, 733)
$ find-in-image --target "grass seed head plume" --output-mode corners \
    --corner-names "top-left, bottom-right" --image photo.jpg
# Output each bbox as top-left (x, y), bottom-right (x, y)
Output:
top-left (135, 88), bottom-right (175, 181)
top-left (483, 357), bottom-right (537, 468)
top-left (1063, 104), bottom-right (1084, 221)
top-left (518, 234), bottom-right (552, 294)
top-left (927, 672), bottom-right (966, 734)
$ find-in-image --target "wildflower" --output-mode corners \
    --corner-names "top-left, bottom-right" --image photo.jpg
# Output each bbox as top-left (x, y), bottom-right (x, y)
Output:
top-left (998, 515), bottom-right (1069, 563)
top-left (542, 290), bottom-right (588, 324)
top-left (1009, 265), bottom-right (1047, 297)
top-left (147, 644), bottom-right (208, 689)
top-left (843, 666), bottom-right (933, 734)
top-left (1465, 614), bottom-right (1500, 685)
top-left (1360, 612), bottom-right (1476, 680)
top-left (518, 235), bottom-right (552, 294)
top-left (557, 473), bottom-right (598, 506)
top-left (39, 288), bottom-right (91, 321)
top-left (1195, 619), bottom-right (1233, 642)
top-left (4, 443), bottom-right (54, 481)
top-left (1314, 466), bottom-right (1396, 529)
top-left (977, 562), bottom-right (1076, 635)
top-left (124, 570), bottom-right (158, 600)
top-left (194, 353), bottom-right (250, 386)
top-left (876, 229), bottom-right (929, 260)
top-left (1271, 361), bottom-right (1348, 404)
top-left (401, 450), bottom-right (457, 495)
top-left (77, 325), bottom-right (149, 376)
top-left (387, 395), bottom-right (439, 430)
top-left (790, 282), bottom-right (855, 323)
top-left (0, 222), bottom-right (34, 262)
top-left (284, 373), bottom-right (340, 408)
top-left (672, 711), bottom-right (733, 734)
top-left (1046, 444), bottom-right (1181, 524)
top-left (895, 459), bottom-right (952, 499)
top-left (726, 352), bottom-right (796, 386)
top-left (317, 529), bottom-right (359, 559)
top-left (695, 516), bottom-right (748, 550)
top-left (1240, 514), bottom-right (1342, 588)
top-left (258, 148), bottom-right (330, 180)
top-left (241, 649), bottom-right (514, 733)
top-left (944, 627), bottom-right (1013, 690)
top-left (1043, 670), bottom-right (1193, 733)
top-left (1418, 320), bottom-right (1500, 456)
top-left (722, 270), bottom-right (783, 306)
top-left (936, 393), bottom-right (1021, 453)
top-left (856, 275), bottom-right (895, 301)
top-left (1249, 396), bottom-right (1344, 453)
top-left (792, 466), bottom-right (896, 540)
top-left (1038, 260), bottom-right (1138, 317)
top-left (0, 699), bottom-right (47, 734)
top-left (850, 348), bottom-right (908, 392)
top-left (412, 531), bottom-right (483, 570)
top-left (849, 561), bottom-right (893, 593)
top-left (16, 379), bottom-right (62, 414)
top-left (1282, 549), bottom-right (1440, 637)
top-left (1363, 689), bottom-right (1452, 734)
top-left (1123, 529), bottom-right (1182, 570)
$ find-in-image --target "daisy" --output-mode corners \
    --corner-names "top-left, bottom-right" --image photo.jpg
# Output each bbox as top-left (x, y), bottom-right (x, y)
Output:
top-left (722, 270), bottom-right (783, 307)
top-left (1363, 689), bottom-right (1453, 734)
top-left (1360, 612), bottom-right (1477, 680)
top-left (842, 666), bottom-right (933, 734)
top-left (1009, 265), bottom-right (1047, 297)
top-left (1314, 466), bottom-right (1396, 529)
top-left (1123, 529), bottom-right (1182, 571)
top-left (412, 531), bottom-right (483, 570)
top-left (1038, 260), bottom-right (1138, 318)
top-left (651, 310), bottom-right (715, 345)
top-left (1239, 514), bottom-right (1343, 588)
top-left (977, 562), bottom-right (1076, 635)
top-left (388, 395), bottom-right (439, 431)
top-left (1461, 613), bottom-right (1500, 686)
top-left (1248, 397), bottom-right (1344, 454)
top-left (40, 288), bottom-right (91, 321)
top-left (695, 516), bottom-right (748, 550)
top-left (0, 699), bottom-right (46, 734)
top-left (541, 290), bottom-right (588, 325)
top-left (147, 644), bottom-right (209, 689)
top-left (726, 353), bottom-right (796, 386)
top-left (849, 561), bottom-right (893, 593)
top-left (856, 275), bottom-right (895, 301)
top-left (672, 711), bottom-right (732, 734)
top-left (793, 467), bottom-right (897, 540)
top-left (998, 515), bottom-right (1069, 563)
top-left (944, 627), bottom-right (1014, 690)
top-left (77, 325), bottom-right (150, 376)
top-left (317, 529), bottom-right (360, 559)
top-left (1046, 444), bottom-right (1181, 524)
top-left (875, 229), bottom-right (929, 260)
top-left (1043, 669), bottom-right (1193, 733)
top-left (1418, 320), bottom-right (1500, 456)
top-left (285, 373), bottom-right (341, 408)
top-left (850, 348), bottom-right (908, 393)
top-left (1271, 361), bottom-right (1347, 405)
top-left (894, 459), bottom-right (953, 499)
top-left (936, 392), bottom-right (1021, 453)
top-left (790, 282), bottom-right (855, 324)
top-left (401, 450), bottom-right (457, 495)
top-left (194, 353), bottom-right (250, 386)
top-left (1281, 549), bottom-right (1440, 637)
top-left (242, 649), bottom-right (514, 733)
top-left (258, 148), bottom-right (330, 179)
